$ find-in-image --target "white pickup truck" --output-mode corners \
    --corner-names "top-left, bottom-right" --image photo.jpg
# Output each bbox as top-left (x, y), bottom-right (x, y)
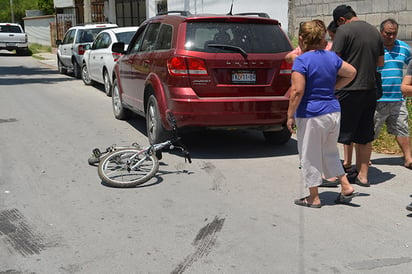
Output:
top-left (0, 23), bottom-right (29, 55)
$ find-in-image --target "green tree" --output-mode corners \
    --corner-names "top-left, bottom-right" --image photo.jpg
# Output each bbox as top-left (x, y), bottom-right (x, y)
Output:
top-left (38, 0), bottom-right (55, 15)
top-left (0, 0), bottom-right (54, 24)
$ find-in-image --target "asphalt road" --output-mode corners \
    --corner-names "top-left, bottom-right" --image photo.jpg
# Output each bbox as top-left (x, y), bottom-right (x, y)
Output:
top-left (0, 50), bottom-right (412, 274)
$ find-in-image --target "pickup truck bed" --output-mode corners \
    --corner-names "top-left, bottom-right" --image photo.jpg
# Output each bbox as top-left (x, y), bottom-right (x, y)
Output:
top-left (0, 23), bottom-right (29, 55)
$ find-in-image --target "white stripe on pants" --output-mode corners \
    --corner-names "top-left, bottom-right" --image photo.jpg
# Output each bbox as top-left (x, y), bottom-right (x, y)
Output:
top-left (296, 112), bottom-right (345, 188)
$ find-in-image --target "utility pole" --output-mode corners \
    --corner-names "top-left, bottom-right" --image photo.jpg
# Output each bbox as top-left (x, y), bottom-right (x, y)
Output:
top-left (10, 0), bottom-right (15, 22)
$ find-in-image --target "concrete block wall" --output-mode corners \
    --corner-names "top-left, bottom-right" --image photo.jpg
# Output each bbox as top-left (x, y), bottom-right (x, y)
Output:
top-left (288, 0), bottom-right (412, 41)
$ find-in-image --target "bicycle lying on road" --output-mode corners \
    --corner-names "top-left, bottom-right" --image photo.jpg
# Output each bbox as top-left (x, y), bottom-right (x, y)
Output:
top-left (88, 113), bottom-right (191, 188)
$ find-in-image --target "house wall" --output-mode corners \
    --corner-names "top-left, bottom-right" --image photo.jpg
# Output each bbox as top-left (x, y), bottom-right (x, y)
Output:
top-left (288, 0), bottom-right (412, 41)
top-left (23, 15), bottom-right (56, 46)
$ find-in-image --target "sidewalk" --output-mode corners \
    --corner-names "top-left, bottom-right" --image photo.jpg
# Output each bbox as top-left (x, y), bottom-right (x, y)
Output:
top-left (33, 48), bottom-right (57, 68)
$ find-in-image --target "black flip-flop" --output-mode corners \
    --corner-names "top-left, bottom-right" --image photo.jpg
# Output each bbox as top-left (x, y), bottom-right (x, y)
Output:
top-left (320, 178), bottom-right (340, 187)
top-left (294, 197), bottom-right (322, 208)
top-left (404, 163), bottom-right (412, 170)
top-left (354, 177), bottom-right (370, 187)
top-left (335, 191), bottom-right (359, 204)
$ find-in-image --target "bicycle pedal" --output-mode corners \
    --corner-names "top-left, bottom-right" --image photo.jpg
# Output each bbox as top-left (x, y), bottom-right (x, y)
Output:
top-left (92, 148), bottom-right (102, 158)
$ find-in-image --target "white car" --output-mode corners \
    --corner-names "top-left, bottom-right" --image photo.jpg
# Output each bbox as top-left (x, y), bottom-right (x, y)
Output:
top-left (56, 23), bottom-right (118, 78)
top-left (81, 27), bottom-right (138, 96)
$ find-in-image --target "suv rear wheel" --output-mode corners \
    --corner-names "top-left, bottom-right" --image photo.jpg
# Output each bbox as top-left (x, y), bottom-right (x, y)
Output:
top-left (112, 79), bottom-right (130, 120)
top-left (263, 127), bottom-right (291, 145)
top-left (146, 95), bottom-right (170, 144)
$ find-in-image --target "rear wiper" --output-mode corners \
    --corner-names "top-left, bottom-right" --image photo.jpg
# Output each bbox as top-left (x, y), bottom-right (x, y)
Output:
top-left (206, 44), bottom-right (248, 59)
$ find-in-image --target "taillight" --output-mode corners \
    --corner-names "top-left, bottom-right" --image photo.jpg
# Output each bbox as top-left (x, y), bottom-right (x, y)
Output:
top-left (168, 56), bottom-right (208, 76)
top-left (112, 52), bottom-right (122, 62)
top-left (78, 45), bottom-right (85, 55)
top-left (279, 60), bottom-right (292, 75)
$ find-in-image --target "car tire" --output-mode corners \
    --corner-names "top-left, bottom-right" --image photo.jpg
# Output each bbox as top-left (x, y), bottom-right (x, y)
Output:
top-left (263, 126), bottom-right (291, 145)
top-left (146, 94), bottom-right (170, 144)
top-left (112, 78), bottom-right (130, 120)
top-left (103, 70), bottom-right (112, 96)
top-left (73, 60), bottom-right (81, 79)
top-left (81, 63), bottom-right (93, 85)
top-left (57, 59), bottom-right (67, 74)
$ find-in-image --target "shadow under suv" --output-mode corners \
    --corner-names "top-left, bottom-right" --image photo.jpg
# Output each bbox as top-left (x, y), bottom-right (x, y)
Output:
top-left (111, 11), bottom-right (293, 145)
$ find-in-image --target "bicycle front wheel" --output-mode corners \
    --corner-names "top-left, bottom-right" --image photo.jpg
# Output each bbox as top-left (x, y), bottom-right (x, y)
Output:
top-left (97, 148), bottom-right (159, 187)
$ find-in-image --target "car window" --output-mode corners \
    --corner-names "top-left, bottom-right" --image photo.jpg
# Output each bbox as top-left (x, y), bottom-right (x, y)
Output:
top-left (115, 31), bottom-right (136, 44)
top-left (140, 23), bottom-right (161, 52)
top-left (0, 25), bottom-right (22, 33)
top-left (185, 22), bottom-right (292, 53)
top-left (127, 25), bottom-right (148, 54)
top-left (154, 24), bottom-right (172, 50)
top-left (77, 30), bottom-right (95, 43)
top-left (92, 33), bottom-right (103, 49)
top-left (62, 29), bottom-right (76, 44)
top-left (99, 33), bottom-right (111, 48)
top-left (93, 33), bottom-right (110, 49)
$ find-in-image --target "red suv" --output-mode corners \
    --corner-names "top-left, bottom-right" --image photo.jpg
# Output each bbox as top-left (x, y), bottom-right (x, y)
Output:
top-left (111, 11), bottom-right (293, 144)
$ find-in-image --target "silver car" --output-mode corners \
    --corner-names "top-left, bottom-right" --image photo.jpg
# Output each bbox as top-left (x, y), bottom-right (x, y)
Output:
top-left (81, 27), bottom-right (138, 96)
top-left (56, 24), bottom-right (118, 78)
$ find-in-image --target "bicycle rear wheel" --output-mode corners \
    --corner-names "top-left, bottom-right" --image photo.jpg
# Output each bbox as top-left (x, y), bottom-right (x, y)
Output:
top-left (98, 148), bottom-right (159, 187)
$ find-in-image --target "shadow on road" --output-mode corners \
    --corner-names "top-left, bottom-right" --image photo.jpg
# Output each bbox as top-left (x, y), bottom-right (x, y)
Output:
top-left (0, 65), bottom-right (75, 85)
top-left (126, 116), bottom-right (298, 159)
top-left (319, 191), bottom-right (370, 207)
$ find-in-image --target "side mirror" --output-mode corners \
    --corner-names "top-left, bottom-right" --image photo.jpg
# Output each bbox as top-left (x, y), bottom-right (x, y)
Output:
top-left (112, 42), bottom-right (126, 54)
top-left (56, 39), bottom-right (62, 45)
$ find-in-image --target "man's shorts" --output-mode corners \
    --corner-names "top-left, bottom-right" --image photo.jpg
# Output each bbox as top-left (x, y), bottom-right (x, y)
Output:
top-left (374, 101), bottom-right (410, 138)
top-left (337, 89), bottom-right (376, 145)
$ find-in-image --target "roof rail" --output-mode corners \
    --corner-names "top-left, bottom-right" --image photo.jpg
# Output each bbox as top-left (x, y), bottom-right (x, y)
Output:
top-left (235, 12), bottom-right (270, 18)
top-left (157, 11), bottom-right (192, 16)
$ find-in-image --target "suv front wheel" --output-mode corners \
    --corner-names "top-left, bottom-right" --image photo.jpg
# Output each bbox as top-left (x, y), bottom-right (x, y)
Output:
top-left (146, 95), bottom-right (170, 144)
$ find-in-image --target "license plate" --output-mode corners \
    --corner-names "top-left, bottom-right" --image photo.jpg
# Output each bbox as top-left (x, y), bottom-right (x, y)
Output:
top-left (6, 43), bottom-right (17, 47)
top-left (232, 70), bottom-right (256, 84)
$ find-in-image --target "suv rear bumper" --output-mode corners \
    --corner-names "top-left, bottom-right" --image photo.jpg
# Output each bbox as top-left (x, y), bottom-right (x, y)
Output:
top-left (167, 96), bottom-right (289, 129)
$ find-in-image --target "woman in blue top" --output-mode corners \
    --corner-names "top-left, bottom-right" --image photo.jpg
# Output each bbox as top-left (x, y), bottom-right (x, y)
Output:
top-left (287, 20), bottom-right (358, 208)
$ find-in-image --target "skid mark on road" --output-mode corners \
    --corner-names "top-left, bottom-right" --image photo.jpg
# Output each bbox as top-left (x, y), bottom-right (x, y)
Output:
top-left (347, 257), bottom-right (412, 270)
top-left (0, 208), bottom-right (45, 257)
top-left (171, 216), bottom-right (225, 274)
top-left (200, 161), bottom-right (225, 191)
top-left (0, 118), bottom-right (18, 123)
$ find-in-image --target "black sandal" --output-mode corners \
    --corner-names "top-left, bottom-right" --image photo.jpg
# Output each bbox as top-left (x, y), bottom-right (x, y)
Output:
top-left (335, 191), bottom-right (359, 204)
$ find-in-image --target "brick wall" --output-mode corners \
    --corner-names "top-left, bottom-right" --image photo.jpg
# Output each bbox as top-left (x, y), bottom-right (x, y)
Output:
top-left (288, 0), bottom-right (412, 41)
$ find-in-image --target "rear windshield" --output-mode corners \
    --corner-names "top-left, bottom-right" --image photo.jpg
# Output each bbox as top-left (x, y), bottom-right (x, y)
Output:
top-left (77, 28), bottom-right (115, 43)
top-left (115, 31), bottom-right (136, 44)
top-left (185, 22), bottom-right (292, 53)
top-left (0, 25), bottom-right (22, 33)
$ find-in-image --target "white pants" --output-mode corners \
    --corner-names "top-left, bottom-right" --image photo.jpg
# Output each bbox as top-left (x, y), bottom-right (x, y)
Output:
top-left (296, 112), bottom-right (345, 188)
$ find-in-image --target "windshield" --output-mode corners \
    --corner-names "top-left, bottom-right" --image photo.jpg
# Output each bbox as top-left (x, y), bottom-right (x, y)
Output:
top-left (185, 22), bottom-right (292, 54)
top-left (77, 28), bottom-right (115, 43)
top-left (0, 25), bottom-right (22, 33)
